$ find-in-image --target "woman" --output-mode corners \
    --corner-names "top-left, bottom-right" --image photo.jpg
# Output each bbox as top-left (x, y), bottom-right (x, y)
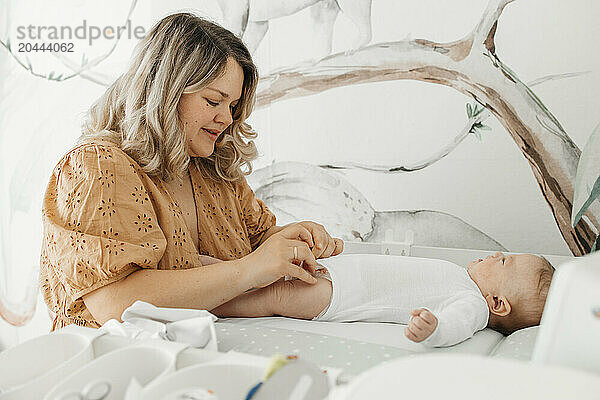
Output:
top-left (40, 13), bottom-right (342, 330)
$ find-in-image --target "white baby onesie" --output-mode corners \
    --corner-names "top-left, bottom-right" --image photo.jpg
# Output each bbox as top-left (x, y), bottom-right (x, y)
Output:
top-left (314, 254), bottom-right (489, 347)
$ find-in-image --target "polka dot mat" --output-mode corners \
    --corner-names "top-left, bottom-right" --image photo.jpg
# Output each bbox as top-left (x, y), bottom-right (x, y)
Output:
top-left (215, 322), bottom-right (413, 376)
top-left (490, 326), bottom-right (538, 361)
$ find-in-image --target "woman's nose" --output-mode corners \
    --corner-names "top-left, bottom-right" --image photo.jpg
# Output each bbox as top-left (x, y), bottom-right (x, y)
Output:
top-left (215, 107), bottom-right (233, 126)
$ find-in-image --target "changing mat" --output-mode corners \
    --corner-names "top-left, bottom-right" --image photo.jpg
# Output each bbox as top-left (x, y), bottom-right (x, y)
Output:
top-left (215, 317), bottom-right (536, 376)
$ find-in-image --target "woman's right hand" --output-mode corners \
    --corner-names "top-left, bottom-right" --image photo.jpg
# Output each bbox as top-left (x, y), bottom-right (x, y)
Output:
top-left (243, 224), bottom-right (319, 288)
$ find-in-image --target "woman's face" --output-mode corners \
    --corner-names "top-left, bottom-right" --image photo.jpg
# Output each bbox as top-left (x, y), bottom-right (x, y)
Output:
top-left (178, 57), bottom-right (244, 157)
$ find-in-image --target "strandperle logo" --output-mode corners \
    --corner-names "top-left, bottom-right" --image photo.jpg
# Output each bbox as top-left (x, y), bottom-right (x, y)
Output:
top-left (16, 20), bottom-right (146, 45)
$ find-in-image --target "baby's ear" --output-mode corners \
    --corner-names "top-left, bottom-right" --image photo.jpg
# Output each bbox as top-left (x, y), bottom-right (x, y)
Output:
top-left (485, 294), bottom-right (511, 317)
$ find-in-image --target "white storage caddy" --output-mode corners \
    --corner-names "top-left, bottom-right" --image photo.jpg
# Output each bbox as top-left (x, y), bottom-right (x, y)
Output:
top-left (0, 325), bottom-right (102, 399)
top-left (0, 325), bottom-right (269, 400)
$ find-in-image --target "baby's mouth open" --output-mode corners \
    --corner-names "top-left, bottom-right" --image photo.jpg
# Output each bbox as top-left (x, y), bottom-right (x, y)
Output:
top-left (467, 259), bottom-right (483, 270)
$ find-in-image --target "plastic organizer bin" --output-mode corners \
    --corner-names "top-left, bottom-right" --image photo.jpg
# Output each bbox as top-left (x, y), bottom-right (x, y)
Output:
top-left (140, 363), bottom-right (264, 399)
top-left (0, 326), bottom-right (103, 399)
top-left (0, 325), bottom-right (271, 400)
top-left (43, 342), bottom-right (186, 400)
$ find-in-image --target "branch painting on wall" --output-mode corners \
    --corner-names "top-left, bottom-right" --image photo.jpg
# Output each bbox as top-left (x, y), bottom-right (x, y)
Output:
top-left (216, 0), bottom-right (373, 59)
top-left (1, 0), bottom-right (599, 327)
top-left (241, 0), bottom-right (598, 256)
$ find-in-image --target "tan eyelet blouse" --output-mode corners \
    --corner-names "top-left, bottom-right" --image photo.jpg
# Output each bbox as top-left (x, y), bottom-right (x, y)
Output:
top-left (39, 140), bottom-right (276, 330)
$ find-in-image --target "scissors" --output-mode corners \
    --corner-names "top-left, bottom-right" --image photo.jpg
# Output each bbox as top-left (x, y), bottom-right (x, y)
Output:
top-left (57, 380), bottom-right (111, 400)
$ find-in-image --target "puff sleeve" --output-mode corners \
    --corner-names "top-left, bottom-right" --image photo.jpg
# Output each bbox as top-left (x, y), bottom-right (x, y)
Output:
top-left (236, 176), bottom-right (276, 250)
top-left (40, 143), bottom-right (167, 304)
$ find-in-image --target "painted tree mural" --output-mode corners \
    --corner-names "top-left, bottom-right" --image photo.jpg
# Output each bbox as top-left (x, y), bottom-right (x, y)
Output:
top-left (253, 0), bottom-right (599, 256)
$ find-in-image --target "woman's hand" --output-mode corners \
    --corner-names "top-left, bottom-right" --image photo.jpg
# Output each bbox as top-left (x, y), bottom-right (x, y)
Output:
top-left (294, 221), bottom-right (344, 259)
top-left (243, 224), bottom-right (319, 289)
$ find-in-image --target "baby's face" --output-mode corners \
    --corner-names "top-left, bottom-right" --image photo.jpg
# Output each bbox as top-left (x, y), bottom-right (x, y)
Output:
top-left (467, 252), bottom-right (542, 295)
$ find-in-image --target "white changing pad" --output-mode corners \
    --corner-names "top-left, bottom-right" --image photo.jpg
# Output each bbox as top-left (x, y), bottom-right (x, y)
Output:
top-left (220, 317), bottom-right (503, 353)
top-left (215, 317), bottom-right (536, 375)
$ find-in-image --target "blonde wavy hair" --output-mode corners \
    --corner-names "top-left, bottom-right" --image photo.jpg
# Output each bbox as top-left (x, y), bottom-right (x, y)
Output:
top-left (79, 12), bottom-right (259, 182)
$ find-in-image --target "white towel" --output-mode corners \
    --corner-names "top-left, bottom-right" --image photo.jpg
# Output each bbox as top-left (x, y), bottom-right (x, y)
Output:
top-left (100, 301), bottom-right (218, 350)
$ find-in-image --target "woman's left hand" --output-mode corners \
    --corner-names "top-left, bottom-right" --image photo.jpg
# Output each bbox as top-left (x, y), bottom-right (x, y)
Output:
top-left (293, 221), bottom-right (343, 259)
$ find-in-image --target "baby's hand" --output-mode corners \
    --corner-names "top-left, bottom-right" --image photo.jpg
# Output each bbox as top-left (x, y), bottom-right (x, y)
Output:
top-left (405, 308), bottom-right (438, 343)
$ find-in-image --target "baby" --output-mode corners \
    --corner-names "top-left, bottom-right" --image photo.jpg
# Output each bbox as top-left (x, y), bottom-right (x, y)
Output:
top-left (213, 252), bottom-right (555, 347)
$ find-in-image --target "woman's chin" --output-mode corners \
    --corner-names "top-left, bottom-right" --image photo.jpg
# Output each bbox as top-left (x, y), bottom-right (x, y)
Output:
top-left (188, 146), bottom-right (215, 158)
